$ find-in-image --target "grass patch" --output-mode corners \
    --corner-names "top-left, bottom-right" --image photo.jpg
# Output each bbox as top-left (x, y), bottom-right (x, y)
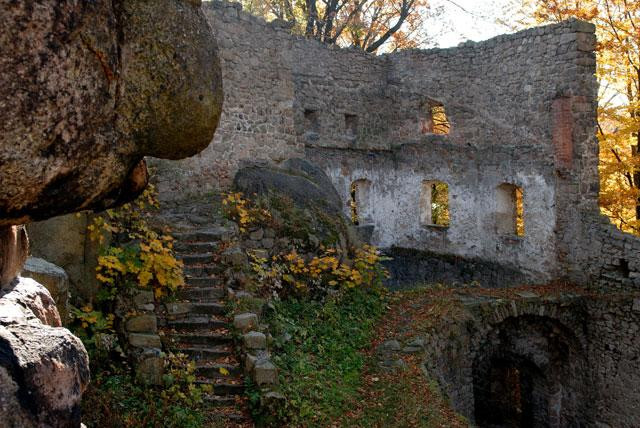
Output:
top-left (335, 287), bottom-right (469, 428)
top-left (249, 286), bottom-right (387, 426)
top-left (82, 370), bottom-right (205, 428)
top-left (336, 355), bottom-right (468, 427)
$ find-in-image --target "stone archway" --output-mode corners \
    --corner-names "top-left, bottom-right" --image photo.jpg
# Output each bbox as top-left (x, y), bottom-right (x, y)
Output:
top-left (473, 315), bottom-right (590, 428)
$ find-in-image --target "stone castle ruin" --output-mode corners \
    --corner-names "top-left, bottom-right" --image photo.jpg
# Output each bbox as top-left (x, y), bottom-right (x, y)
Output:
top-left (148, 3), bottom-right (640, 426)
top-left (154, 1), bottom-right (640, 290)
top-left (3, 0), bottom-right (640, 426)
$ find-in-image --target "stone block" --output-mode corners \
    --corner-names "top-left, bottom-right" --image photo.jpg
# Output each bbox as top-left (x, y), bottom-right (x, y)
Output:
top-left (632, 299), bottom-right (640, 313)
top-left (126, 314), bottom-right (158, 333)
top-left (243, 331), bottom-right (267, 349)
top-left (576, 33), bottom-right (596, 52)
top-left (135, 356), bottom-right (164, 386)
top-left (134, 290), bottom-right (155, 307)
top-left (245, 353), bottom-right (258, 374)
top-left (129, 333), bottom-right (162, 348)
top-left (378, 339), bottom-right (401, 352)
top-left (261, 238), bottom-right (275, 249)
top-left (165, 302), bottom-right (192, 315)
top-left (254, 359), bottom-right (278, 385)
top-left (249, 228), bottom-right (264, 241)
top-left (234, 313), bottom-right (258, 332)
top-left (222, 247), bottom-right (248, 267)
top-left (571, 19), bottom-right (596, 33)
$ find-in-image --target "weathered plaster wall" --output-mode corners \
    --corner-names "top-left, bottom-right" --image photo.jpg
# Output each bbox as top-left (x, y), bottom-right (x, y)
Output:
top-left (311, 145), bottom-right (557, 281)
top-left (151, 0), bottom-right (640, 287)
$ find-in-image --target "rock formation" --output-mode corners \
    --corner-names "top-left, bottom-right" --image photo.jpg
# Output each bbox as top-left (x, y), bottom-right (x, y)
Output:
top-left (0, 0), bottom-right (223, 426)
top-left (0, 0), bottom-right (223, 225)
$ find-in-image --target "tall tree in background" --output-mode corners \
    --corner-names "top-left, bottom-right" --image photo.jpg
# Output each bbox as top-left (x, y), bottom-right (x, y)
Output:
top-left (522, 0), bottom-right (640, 235)
top-left (241, 0), bottom-right (435, 52)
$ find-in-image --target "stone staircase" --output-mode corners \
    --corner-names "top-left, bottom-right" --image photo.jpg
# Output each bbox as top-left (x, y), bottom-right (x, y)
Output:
top-left (162, 225), bottom-right (253, 427)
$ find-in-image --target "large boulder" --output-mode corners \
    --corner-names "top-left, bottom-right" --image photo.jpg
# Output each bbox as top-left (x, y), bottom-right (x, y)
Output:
top-left (233, 159), bottom-right (358, 252)
top-left (233, 159), bottom-right (342, 214)
top-left (0, 0), bottom-right (225, 425)
top-left (22, 258), bottom-right (70, 324)
top-left (0, 278), bottom-right (89, 428)
top-left (0, 0), bottom-right (223, 225)
top-left (27, 213), bottom-right (102, 304)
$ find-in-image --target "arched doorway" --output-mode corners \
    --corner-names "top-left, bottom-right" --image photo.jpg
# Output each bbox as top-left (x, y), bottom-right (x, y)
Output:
top-left (473, 316), bottom-right (590, 428)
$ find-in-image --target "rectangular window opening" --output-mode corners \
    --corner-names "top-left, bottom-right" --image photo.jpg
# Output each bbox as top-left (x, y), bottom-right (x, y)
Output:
top-left (430, 105), bottom-right (450, 135)
top-left (351, 179), bottom-right (372, 225)
top-left (304, 109), bottom-right (320, 133)
top-left (497, 183), bottom-right (524, 237)
top-left (345, 114), bottom-right (358, 138)
top-left (420, 180), bottom-right (450, 227)
top-left (515, 187), bottom-right (524, 237)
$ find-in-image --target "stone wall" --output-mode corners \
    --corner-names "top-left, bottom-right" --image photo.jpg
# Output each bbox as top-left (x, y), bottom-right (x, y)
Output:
top-left (150, 0), bottom-right (640, 288)
top-left (150, 1), bottom-right (303, 198)
top-left (393, 290), bottom-right (640, 426)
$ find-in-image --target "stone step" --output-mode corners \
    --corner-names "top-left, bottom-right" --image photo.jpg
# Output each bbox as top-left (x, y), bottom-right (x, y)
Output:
top-left (196, 363), bottom-right (241, 378)
top-left (196, 380), bottom-right (245, 396)
top-left (167, 317), bottom-right (228, 331)
top-left (206, 410), bottom-right (251, 425)
top-left (174, 227), bottom-right (236, 243)
top-left (166, 302), bottom-right (227, 316)
top-left (180, 345), bottom-right (233, 360)
top-left (172, 332), bottom-right (233, 347)
top-left (204, 395), bottom-right (239, 407)
top-left (174, 241), bottom-right (218, 254)
top-left (184, 265), bottom-right (224, 277)
top-left (179, 253), bottom-right (215, 266)
top-left (177, 286), bottom-right (225, 301)
top-left (185, 276), bottom-right (222, 287)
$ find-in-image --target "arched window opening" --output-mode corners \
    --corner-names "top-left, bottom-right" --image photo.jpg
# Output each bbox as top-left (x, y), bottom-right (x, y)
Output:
top-left (420, 181), bottom-right (450, 227)
top-left (421, 101), bottom-right (450, 135)
top-left (497, 183), bottom-right (525, 237)
top-left (350, 179), bottom-right (372, 225)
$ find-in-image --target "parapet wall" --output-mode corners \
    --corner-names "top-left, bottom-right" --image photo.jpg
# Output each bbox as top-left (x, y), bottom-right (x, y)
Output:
top-left (152, 0), bottom-right (640, 288)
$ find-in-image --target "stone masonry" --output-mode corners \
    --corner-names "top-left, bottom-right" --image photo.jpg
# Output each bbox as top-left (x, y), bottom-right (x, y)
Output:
top-left (151, 1), bottom-right (640, 289)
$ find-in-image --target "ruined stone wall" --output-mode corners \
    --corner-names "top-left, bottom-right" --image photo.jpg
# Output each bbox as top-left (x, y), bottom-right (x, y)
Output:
top-left (151, 0), bottom-right (640, 287)
top-left (151, 1), bottom-right (302, 199)
top-left (304, 23), bottom-right (591, 282)
top-left (410, 292), bottom-right (640, 426)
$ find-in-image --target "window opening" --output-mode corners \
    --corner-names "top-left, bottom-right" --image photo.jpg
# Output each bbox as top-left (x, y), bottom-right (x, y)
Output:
top-left (421, 101), bottom-right (450, 135)
top-left (304, 109), bottom-right (319, 133)
top-left (345, 114), bottom-right (358, 137)
top-left (420, 181), bottom-right (450, 227)
top-left (497, 183), bottom-right (525, 237)
top-left (350, 179), bottom-right (372, 225)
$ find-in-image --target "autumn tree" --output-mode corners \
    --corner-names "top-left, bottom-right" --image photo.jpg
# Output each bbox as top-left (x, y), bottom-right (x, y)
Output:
top-left (521, 0), bottom-right (640, 235)
top-left (241, 0), bottom-right (435, 52)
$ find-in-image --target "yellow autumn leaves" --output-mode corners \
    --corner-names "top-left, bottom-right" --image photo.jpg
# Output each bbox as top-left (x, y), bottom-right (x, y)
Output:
top-left (250, 244), bottom-right (387, 297)
top-left (93, 185), bottom-right (185, 300)
top-left (222, 192), bottom-right (271, 232)
top-left (96, 236), bottom-right (185, 299)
